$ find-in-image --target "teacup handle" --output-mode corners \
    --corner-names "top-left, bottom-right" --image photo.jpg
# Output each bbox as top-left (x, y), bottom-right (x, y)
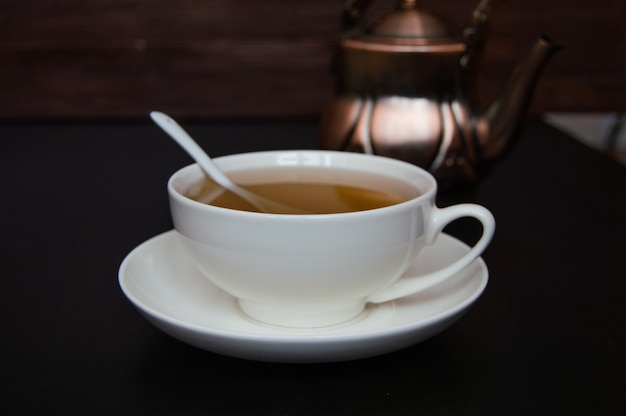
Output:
top-left (367, 204), bottom-right (495, 303)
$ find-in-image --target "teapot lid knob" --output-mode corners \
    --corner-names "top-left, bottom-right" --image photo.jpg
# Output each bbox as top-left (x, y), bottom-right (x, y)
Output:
top-left (368, 0), bottom-right (450, 39)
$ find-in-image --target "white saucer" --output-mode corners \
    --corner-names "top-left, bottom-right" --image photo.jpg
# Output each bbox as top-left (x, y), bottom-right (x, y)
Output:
top-left (119, 230), bottom-right (488, 363)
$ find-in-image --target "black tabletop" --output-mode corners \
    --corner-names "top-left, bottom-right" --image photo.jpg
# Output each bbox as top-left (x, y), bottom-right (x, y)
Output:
top-left (1, 119), bottom-right (625, 414)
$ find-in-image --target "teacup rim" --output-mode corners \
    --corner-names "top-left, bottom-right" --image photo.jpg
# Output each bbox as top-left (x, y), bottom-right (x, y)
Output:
top-left (167, 150), bottom-right (437, 219)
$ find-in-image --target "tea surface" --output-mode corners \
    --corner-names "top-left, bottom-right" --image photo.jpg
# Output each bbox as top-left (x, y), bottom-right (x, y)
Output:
top-left (184, 168), bottom-right (419, 214)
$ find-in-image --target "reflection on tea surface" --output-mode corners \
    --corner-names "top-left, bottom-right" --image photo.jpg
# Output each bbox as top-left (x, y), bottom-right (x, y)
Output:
top-left (185, 168), bottom-right (420, 214)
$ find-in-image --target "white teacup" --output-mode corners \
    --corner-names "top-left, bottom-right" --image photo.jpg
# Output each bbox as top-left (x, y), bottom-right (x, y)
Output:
top-left (168, 150), bottom-right (495, 328)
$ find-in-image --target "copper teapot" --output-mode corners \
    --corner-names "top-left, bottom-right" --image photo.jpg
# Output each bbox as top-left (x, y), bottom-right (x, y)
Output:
top-left (319, 0), bottom-right (561, 189)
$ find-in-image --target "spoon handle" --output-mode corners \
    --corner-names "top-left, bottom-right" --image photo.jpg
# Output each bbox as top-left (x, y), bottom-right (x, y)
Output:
top-left (150, 111), bottom-right (234, 190)
top-left (151, 111), bottom-right (308, 214)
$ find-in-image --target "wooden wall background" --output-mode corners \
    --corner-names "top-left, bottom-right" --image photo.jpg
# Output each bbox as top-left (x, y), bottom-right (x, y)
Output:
top-left (1, 0), bottom-right (624, 120)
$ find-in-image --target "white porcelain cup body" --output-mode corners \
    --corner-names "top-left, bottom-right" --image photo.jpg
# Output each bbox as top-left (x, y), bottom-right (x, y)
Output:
top-left (168, 150), bottom-right (495, 328)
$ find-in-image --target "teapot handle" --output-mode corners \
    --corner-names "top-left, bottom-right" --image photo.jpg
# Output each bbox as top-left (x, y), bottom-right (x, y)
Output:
top-left (341, 0), bottom-right (375, 30)
top-left (473, 0), bottom-right (496, 26)
top-left (465, 0), bottom-right (497, 48)
top-left (461, 0), bottom-right (498, 69)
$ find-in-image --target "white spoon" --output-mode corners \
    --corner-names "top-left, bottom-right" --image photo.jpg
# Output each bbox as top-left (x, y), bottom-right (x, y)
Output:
top-left (150, 111), bottom-right (307, 215)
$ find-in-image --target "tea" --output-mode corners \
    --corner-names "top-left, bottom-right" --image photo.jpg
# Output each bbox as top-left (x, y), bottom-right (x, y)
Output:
top-left (184, 167), bottom-right (420, 214)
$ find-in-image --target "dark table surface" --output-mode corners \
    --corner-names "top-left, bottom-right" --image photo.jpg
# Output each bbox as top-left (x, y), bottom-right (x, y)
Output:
top-left (1, 119), bottom-right (625, 414)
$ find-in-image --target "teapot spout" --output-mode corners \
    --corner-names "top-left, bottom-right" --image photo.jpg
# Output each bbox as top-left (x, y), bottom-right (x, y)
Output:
top-left (475, 36), bottom-right (562, 161)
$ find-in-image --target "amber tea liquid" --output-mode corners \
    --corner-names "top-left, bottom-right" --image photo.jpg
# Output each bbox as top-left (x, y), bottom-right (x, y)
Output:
top-left (184, 167), bottom-right (420, 214)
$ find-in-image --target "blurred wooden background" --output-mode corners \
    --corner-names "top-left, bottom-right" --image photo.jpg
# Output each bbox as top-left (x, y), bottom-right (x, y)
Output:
top-left (1, 0), bottom-right (624, 120)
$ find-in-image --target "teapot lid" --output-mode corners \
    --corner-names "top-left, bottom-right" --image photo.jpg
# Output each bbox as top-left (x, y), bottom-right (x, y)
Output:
top-left (345, 0), bottom-right (465, 52)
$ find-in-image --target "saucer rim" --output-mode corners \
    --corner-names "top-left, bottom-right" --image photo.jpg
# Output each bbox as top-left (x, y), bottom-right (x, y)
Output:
top-left (119, 230), bottom-right (488, 344)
